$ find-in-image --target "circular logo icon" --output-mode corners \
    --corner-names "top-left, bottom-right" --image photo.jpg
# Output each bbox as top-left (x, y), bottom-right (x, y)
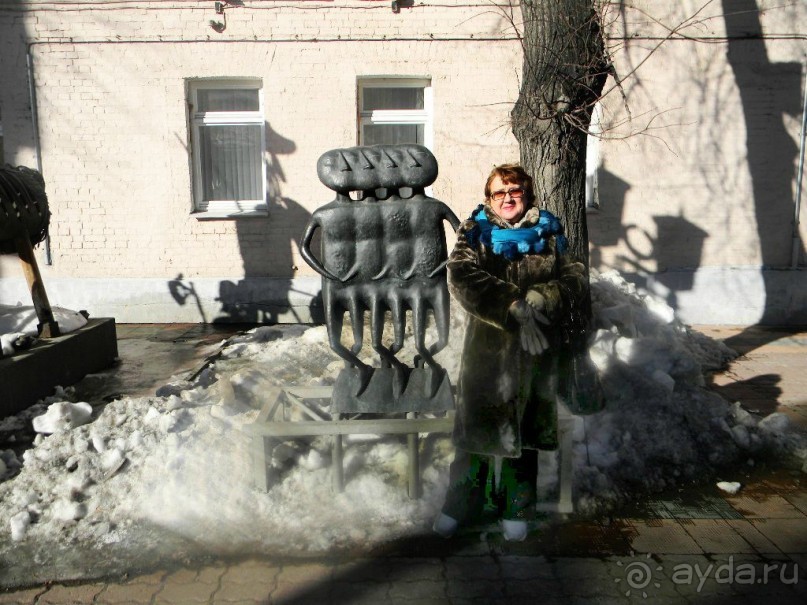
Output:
top-left (616, 553), bottom-right (663, 598)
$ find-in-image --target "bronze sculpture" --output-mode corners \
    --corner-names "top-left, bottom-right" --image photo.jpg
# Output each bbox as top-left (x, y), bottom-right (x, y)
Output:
top-left (300, 145), bottom-right (459, 412)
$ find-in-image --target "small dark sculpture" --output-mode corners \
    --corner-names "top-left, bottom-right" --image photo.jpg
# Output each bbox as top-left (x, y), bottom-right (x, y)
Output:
top-left (0, 165), bottom-right (50, 254)
top-left (300, 145), bottom-right (460, 412)
top-left (0, 165), bottom-right (59, 338)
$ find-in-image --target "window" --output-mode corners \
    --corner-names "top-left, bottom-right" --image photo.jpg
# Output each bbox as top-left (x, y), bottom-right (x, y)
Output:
top-left (188, 80), bottom-right (266, 215)
top-left (358, 78), bottom-right (432, 149)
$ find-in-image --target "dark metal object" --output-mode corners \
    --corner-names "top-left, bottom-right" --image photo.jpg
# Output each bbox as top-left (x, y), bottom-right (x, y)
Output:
top-left (0, 164), bottom-right (59, 337)
top-left (0, 319), bottom-right (117, 419)
top-left (301, 145), bottom-right (460, 412)
top-left (0, 164), bottom-right (50, 253)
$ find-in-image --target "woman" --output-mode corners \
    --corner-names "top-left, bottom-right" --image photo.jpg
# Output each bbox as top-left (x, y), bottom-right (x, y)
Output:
top-left (434, 164), bottom-right (588, 541)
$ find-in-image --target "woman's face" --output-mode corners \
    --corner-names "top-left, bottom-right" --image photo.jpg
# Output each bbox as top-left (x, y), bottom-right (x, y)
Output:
top-left (488, 175), bottom-right (527, 224)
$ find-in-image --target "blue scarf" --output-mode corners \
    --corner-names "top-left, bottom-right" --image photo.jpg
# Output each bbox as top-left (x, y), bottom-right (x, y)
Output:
top-left (466, 205), bottom-right (568, 260)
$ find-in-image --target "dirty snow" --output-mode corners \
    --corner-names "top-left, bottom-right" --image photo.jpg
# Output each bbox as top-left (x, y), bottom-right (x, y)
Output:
top-left (0, 270), bottom-right (805, 588)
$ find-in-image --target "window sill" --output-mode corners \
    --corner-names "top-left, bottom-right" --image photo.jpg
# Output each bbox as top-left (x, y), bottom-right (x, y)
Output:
top-left (192, 209), bottom-right (269, 220)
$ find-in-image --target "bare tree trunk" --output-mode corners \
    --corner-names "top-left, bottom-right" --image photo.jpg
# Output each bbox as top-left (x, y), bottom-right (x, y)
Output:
top-left (512, 0), bottom-right (609, 266)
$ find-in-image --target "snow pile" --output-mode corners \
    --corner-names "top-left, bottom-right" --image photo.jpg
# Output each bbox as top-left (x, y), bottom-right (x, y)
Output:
top-left (573, 270), bottom-right (805, 514)
top-left (0, 304), bottom-right (88, 337)
top-left (0, 270), bottom-right (805, 586)
top-left (0, 304), bottom-right (88, 357)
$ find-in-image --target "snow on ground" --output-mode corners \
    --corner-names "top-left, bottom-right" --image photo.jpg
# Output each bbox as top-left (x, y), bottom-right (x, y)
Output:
top-left (0, 304), bottom-right (88, 356)
top-left (0, 271), bottom-right (805, 587)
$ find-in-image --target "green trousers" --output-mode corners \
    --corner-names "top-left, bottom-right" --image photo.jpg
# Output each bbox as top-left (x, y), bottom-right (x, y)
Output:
top-left (441, 448), bottom-right (538, 523)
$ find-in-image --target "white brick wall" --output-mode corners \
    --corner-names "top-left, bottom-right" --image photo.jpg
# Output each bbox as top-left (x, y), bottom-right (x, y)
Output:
top-left (1, 0), bottom-right (805, 324)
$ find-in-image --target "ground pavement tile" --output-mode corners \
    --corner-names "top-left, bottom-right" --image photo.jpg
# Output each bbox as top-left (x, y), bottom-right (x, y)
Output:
top-left (679, 519), bottom-right (757, 554)
top-left (329, 580), bottom-right (391, 603)
top-left (725, 518), bottom-right (784, 554)
top-left (388, 579), bottom-right (447, 601)
top-left (444, 556), bottom-right (500, 580)
top-left (96, 581), bottom-right (164, 605)
top-left (120, 569), bottom-right (166, 585)
top-left (271, 563), bottom-right (334, 605)
top-left (750, 519), bottom-right (807, 553)
top-left (35, 583), bottom-right (106, 604)
top-left (221, 560), bottom-right (281, 585)
top-left (501, 577), bottom-right (565, 599)
top-left (0, 587), bottom-right (42, 605)
top-left (553, 557), bottom-right (618, 580)
top-left (385, 557), bottom-right (444, 582)
top-left (445, 577), bottom-right (505, 600)
top-left (497, 555), bottom-right (557, 580)
top-left (554, 561), bottom-right (623, 599)
top-left (726, 493), bottom-right (804, 518)
top-left (330, 558), bottom-right (394, 582)
top-left (215, 562), bottom-right (278, 603)
top-left (626, 519), bottom-right (704, 554)
top-left (567, 597), bottom-right (648, 605)
top-left (653, 553), bottom-right (723, 595)
top-left (389, 598), bottom-right (450, 605)
top-left (450, 599), bottom-right (513, 605)
top-left (488, 597), bottom-right (566, 605)
top-left (214, 581), bottom-right (272, 604)
top-left (153, 577), bottom-right (218, 604)
top-left (784, 490), bottom-right (807, 515)
top-left (786, 553), bottom-right (807, 579)
top-left (153, 565), bottom-right (227, 604)
top-left (730, 585), bottom-right (806, 605)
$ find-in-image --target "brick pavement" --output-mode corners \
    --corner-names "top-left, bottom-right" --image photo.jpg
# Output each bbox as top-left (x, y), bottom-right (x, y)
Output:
top-left (1, 325), bottom-right (805, 604)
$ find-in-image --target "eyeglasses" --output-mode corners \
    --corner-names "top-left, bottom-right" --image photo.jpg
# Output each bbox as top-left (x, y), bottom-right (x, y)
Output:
top-left (490, 187), bottom-right (524, 202)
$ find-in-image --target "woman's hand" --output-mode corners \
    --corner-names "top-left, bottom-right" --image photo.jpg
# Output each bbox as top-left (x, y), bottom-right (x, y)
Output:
top-left (525, 290), bottom-right (549, 325)
top-left (509, 300), bottom-right (549, 355)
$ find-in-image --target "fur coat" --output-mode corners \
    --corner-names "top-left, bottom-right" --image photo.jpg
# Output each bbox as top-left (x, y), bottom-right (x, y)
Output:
top-left (447, 204), bottom-right (588, 457)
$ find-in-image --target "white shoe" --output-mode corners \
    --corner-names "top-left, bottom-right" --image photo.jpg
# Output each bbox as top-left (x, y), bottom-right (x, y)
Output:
top-left (501, 519), bottom-right (528, 542)
top-left (432, 513), bottom-right (458, 538)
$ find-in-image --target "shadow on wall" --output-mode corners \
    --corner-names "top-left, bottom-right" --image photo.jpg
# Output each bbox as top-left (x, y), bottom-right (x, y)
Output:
top-left (589, 166), bottom-right (709, 312)
top-left (212, 123), bottom-right (320, 324)
top-left (167, 274), bottom-right (208, 322)
top-left (166, 124), bottom-right (317, 324)
top-left (720, 0), bottom-right (805, 345)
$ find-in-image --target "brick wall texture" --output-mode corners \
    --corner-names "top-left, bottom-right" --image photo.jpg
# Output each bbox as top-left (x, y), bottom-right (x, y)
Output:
top-left (0, 0), bottom-right (805, 289)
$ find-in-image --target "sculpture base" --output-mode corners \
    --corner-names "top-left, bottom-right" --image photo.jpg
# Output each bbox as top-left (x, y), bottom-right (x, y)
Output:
top-left (0, 318), bottom-right (118, 419)
top-left (331, 366), bottom-right (454, 413)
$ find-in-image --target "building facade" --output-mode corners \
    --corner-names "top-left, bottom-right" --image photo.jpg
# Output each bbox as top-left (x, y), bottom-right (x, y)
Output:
top-left (0, 0), bottom-right (805, 325)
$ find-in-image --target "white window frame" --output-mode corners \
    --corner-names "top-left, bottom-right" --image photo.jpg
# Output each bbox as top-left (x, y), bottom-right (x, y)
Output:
top-left (358, 77), bottom-right (433, 150)
top-left (188, 79), bottom-right (267, 217)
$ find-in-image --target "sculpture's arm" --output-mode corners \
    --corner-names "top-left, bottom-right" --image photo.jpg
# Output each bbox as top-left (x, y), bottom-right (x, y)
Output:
top-left (426, 204), bottom-right (461, 278)
top-left (443, 205), bottom-right (461, 232)
top-left (299, 219), bottom-right (341, 282)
